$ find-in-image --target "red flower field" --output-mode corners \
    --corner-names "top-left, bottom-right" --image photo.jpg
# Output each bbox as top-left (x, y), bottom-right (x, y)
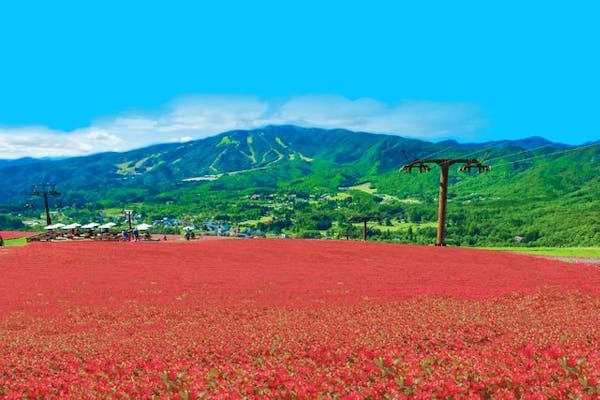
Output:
top-left (1, 239), bottom-right (599, 399)
top-left (0, 231), bottom-right (38, 240)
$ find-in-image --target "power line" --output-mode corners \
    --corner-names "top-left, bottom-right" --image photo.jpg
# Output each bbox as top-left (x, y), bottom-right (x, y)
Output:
top-left (500, 142), bottom-right (599, 166)
top-left (417, 144), bottom-right (456, 160)
top-left (416, 144), bottom-right (499, 164)
top-left (400, 145), bottom-right (456, 166)
top-left (442, 141), bottom-right (597, 170)
top-left (483, 144), bottom-right (552, 164)
top-left (459, 145), bottom-right (498, 159)
top-left (449, 143), bottom-right (600, 192)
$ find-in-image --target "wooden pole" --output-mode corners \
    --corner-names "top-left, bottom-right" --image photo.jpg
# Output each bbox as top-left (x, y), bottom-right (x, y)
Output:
top-left (436, 162), bottom-right (449, 246)
top-left (350, 216), bottom-right (374, 241)
top-left (30, 184), bottom-right (60, 227)
top-left (43, 193), bottom-right (52, 225)
top-left (401, 158), bottom-right (489, 246)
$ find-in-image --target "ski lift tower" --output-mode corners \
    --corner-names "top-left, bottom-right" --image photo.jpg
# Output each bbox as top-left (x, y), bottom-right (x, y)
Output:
top-left (401, 158), bottom-right (490, 246)
top-left (124, 209), bottom-right (134, 231)
top-left (29, 183), bottom-right (60, 226)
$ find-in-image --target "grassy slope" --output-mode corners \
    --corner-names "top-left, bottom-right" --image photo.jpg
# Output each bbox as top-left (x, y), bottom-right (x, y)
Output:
top-left (481, 247), bottom-right (600, 257)
top-left (3, 238), bottom-right (28, 247)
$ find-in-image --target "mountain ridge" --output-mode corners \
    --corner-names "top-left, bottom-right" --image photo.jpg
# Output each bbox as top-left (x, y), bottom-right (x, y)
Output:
top-left (0, 125), bottom-right (574, 164)
top-left (0, 125), bottom-right (598, 247)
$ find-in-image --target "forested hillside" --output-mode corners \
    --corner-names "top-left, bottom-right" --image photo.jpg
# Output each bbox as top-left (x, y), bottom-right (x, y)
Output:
top-left (0, 125), bottom-right (598, 246)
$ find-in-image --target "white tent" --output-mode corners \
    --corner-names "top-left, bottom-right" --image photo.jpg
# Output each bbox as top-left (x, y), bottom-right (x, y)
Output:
top-left (135, 223), bottom-right (152, 231)
top-left (62, 223), bottom-right (82, 230)
top-left (81, 222), bottom-right (100, 229)
top-left (98, 222), bottom-right (117, 229)
top-left (44, 223), bottom-right (65, 230)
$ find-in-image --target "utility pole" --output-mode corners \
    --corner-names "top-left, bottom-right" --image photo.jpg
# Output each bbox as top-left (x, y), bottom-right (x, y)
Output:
top-left (29, 183), bottom-right (60, 226)
top-left (350, 215), bottom-right (377, 241)
top-left (401, 159), bottom-right (490, 246)
top-left (124, 210), bottom-right (133, 231)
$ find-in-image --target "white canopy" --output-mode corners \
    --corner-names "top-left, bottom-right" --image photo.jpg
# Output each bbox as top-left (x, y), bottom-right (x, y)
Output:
top-left (98, 222), bottom-right (117, 229)
top-left (44, 223), bottom-right (66, 230)
top-left (81, 222), bottom-right (100, 229)
top-left (135, 223), bottom-right (152, 231)
top-left (62, 223), bottom-right (82, 230)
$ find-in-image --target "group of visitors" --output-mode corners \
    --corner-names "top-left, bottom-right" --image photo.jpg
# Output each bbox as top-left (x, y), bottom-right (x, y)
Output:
top-left (121, 229), bottom-right (152, 241)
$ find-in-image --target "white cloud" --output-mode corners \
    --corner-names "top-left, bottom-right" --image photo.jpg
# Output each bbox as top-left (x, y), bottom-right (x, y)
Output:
top-left (0, 95), bottom-right (483, 159)
top-left (0, 126), bottom-right (124, 158)
top-left (268, 96), bottom-right (482, 137)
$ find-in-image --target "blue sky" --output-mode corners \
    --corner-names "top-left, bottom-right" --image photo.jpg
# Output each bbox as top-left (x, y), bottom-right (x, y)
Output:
top-left (0, 1), bottom-right (598, 158)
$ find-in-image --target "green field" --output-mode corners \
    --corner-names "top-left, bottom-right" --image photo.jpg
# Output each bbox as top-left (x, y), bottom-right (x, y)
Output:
top-left (2, 237), bottom-right (28, 247)
top-left (352, 221), bottom-right (437, 233)
top-left (482, 247), bottom-right (600, 258)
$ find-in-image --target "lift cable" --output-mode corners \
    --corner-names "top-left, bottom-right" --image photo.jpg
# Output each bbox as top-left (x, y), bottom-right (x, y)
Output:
top-left (498, 142), bottom-right (600, 166)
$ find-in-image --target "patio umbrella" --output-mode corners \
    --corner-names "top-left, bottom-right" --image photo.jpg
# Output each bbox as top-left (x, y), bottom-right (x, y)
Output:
top-left (62, 223), bottom-right (82, 230)
top-left (44, 223), bottom-right (65, 230)
top-left (135, 223), bottom-right (152, 231)
top-left (81, 222), bottom-right (100, 229)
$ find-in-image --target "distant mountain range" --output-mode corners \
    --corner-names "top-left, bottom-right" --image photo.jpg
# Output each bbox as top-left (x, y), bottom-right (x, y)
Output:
top-left (0, 156), bottom-right (65, 169)
top-left (0, 125), bottom-right (598, 246)
top-left (0, 129), bottom-right (572, 168)
top-left (0, 125), bottom-right (440, 203)
top-left (0, 125), bottom-right (577, 197)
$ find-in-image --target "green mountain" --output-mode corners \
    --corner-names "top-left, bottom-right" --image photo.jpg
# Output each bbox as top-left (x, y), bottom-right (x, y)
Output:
top-left (1, 125), bottom-right (598, 246)
top-left (0, 126), bottom-right (434, 202)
